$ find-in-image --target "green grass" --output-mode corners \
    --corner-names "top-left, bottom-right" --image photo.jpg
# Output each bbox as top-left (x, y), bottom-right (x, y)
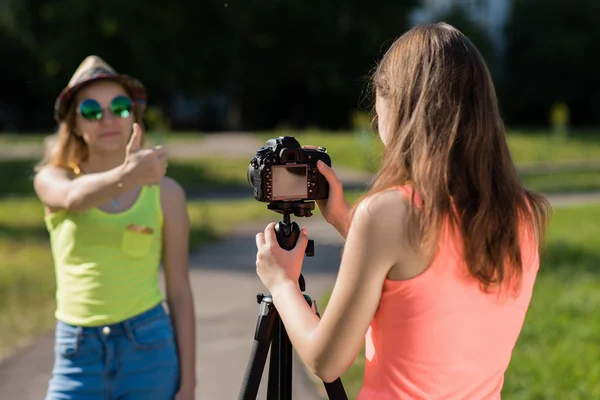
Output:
top-left (0, 199), bottom-right (57, 357)
top-left (2, 156), bottom-right (598, 215)
top-left (522, 169), bottom-right (600, 194)
top-left (318, 203), bottom-right (600, 399)
top-left (0, 158), bottom-right (253, 198)
top-left (255, 129), bottom-right (600, 171)
top-left (507, 130), bottom-right (600, 165)
top-left (3, 128), bottom-right (600, 176)
top-left (168, 157), bottom-right (250, 192)
top-left (255, 129), bottom-right (384, 173)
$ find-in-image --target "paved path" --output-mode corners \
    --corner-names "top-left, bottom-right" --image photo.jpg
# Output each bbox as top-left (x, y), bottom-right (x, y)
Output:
top-left (0, 133), bottom-right (265, 160)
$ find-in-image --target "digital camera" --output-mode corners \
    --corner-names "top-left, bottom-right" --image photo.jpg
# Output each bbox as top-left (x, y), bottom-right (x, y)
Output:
top-left (248, 136), bottom-right (331, 203)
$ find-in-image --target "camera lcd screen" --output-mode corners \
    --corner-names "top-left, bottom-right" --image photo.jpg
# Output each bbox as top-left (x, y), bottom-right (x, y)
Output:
top-left (271, 165), bottom-right (308, 200)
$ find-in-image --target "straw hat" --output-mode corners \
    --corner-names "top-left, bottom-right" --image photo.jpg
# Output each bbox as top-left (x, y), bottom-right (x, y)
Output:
top-left (54, 55), bottom-right (147, 122)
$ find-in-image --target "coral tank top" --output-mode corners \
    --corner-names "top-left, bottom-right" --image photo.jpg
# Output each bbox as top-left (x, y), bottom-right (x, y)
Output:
top-left (357, 186), bottom-right (539, 399)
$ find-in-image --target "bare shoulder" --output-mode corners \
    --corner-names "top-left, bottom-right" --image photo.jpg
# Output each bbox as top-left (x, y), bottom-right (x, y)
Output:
top-left (34, 165), bottom-right (72, 185)
top-left (159, 176), bottom-right (186, 202)
top-left (353, 188), bottom-right (410, 232)
top-left (33, 165), bottom-right (76, 213)
top-left (159, 177), bottom-right (189, 229)
top-left (352, 187), bottom-right (422, 279)
top-left (33, 165), bottom-right (72, 197)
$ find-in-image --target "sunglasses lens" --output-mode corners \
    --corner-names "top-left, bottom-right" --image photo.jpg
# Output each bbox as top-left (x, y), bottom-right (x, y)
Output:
top-left (79, 99), bottom-right (102, 120)
top-left (111, 96), bottom-right (133, 118)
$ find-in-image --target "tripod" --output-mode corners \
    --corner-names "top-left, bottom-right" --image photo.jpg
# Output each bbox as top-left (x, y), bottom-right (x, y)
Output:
top-left (238, 200), bottom-right (348, 400)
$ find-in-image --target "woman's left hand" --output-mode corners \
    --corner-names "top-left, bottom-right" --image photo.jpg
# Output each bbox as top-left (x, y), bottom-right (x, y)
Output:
top-left (255, 222), bottom-right (309, 291)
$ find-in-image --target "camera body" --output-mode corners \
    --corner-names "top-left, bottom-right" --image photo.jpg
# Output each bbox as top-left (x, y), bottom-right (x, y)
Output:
top-left (248, 136), bottom-right (331, 203)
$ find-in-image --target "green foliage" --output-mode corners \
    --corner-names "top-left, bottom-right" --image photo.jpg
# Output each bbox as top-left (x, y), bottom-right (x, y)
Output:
top-left (502, 0), bottom-right (600, 126)
top-left (5, 0), bottom-right (421, 131)
top-left (4, 0), bottom-right (600, 130)
top-left (144, 106), bottom-right (171, 132)
top-left (436, 4), bottom-right (496, 67)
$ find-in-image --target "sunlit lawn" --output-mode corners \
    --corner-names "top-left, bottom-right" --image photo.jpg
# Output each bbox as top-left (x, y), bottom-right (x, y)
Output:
top-left (254, 129), bottom-right (600, 172)
top-left (4, 128), bottom-right (600, 173)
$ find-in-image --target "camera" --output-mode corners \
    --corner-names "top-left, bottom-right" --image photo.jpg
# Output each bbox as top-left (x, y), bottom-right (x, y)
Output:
top-left (248, 136), bottom-right (331, 203)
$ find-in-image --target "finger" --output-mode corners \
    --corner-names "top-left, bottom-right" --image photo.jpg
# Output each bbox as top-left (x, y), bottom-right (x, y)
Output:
top-left (317, 160), bottom-right (341, 188)
top-left (302, 145), bottom-right (318, 150)
top-left (264, 222), bottom-right (278, 247)
top-left (294, 228), bottom-right (309, 252)
top-left (317, 159), bottom-right (332, 173)
top-left (255, 232), bottom-right (266, 249)
top-left (127, 123), bottom-right (142, 153)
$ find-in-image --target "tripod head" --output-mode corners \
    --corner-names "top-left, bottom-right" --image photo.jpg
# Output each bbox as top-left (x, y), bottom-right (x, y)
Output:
top-left (265, 200), bottom-right (315, 292)
top-left (267, 200), bottom-right (315, 219)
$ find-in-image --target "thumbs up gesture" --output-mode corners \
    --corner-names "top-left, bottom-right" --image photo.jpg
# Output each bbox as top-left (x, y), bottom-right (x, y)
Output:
top-left (126, 122), bottom-right (144, 154)
top-left (123, 123), bottom-right (168, 187)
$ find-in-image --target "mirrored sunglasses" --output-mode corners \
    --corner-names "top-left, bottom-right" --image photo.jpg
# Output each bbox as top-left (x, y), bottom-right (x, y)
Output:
top-left (78, 95), bottom-right (133, 121)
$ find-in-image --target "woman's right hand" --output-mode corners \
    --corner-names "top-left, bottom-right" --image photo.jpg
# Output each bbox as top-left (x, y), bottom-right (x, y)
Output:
top-left (315, 159), bottom-right (351, 238)
top-left (123, 123), bottom-right (168, 186)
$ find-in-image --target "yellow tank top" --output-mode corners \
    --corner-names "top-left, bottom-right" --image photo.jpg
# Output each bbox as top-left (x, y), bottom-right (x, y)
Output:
top-left (44, 185), bottom-right (164, 327)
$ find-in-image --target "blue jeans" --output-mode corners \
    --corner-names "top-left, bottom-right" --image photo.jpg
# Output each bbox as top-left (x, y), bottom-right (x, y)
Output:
top-left (45, 302), bottom-right (180, 400)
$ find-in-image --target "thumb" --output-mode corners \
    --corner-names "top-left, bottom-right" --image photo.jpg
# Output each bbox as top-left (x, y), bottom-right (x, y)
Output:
top-left (294, 228), bottom-right (309, 252)
top-left (127, 123), bottom-right (142, 153)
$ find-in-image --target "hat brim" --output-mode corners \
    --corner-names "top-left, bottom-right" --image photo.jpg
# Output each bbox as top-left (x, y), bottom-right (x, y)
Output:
top-left (54, 74), bottom-right (147, 122)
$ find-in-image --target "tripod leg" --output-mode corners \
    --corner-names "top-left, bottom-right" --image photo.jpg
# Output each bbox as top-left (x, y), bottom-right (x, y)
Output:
top-left (238, 295), bottom-right (277, 400)
top-left (266, 318), bottom-right (293, 400)
top-left (323, 378), bottom-right (348, 400)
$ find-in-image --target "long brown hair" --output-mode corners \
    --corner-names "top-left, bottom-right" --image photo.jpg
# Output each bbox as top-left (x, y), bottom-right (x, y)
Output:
top-left (365, 23), bottom-right (551, 290)
top-left (36, 82), bottom-right (144, 174)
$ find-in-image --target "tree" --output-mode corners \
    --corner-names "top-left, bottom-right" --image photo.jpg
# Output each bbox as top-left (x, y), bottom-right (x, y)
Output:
top-left (502, 0), bottom-right (600, 126)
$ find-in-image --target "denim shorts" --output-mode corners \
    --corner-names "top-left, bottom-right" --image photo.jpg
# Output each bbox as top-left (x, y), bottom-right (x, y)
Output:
top-left (45, 302), bottom-right (180, 400)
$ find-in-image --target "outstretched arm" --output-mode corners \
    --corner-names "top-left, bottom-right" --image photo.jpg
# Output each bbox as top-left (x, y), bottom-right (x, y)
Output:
top-left (161, 177), bottom-right (196, 396)
top-left (33, 124), bottom-right (166, 213)
top-left (34, 165), bottom-right (133, 213)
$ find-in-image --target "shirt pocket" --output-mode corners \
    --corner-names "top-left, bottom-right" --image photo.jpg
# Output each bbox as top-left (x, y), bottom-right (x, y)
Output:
top-left (120, 224), bottom-right (155, 257)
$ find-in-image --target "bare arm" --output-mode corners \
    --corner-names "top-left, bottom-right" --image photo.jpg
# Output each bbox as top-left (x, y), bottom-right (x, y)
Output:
top-left (34, 123), bottom-right (167, 213)
top-left (264, 189), bottom-right (409, 382)
top-left (160, 177), bottom-right (196, 395)
top-left (33, 165), bottom-right (134, 213)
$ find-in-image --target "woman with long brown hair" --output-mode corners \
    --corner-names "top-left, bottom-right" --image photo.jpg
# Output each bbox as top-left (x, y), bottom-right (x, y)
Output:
top-left (254, 23), bottom-right (551, 398)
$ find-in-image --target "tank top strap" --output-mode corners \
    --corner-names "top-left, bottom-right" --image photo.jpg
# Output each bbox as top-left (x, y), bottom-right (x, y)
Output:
top-left (393, 184), bottom-right (423, 208)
